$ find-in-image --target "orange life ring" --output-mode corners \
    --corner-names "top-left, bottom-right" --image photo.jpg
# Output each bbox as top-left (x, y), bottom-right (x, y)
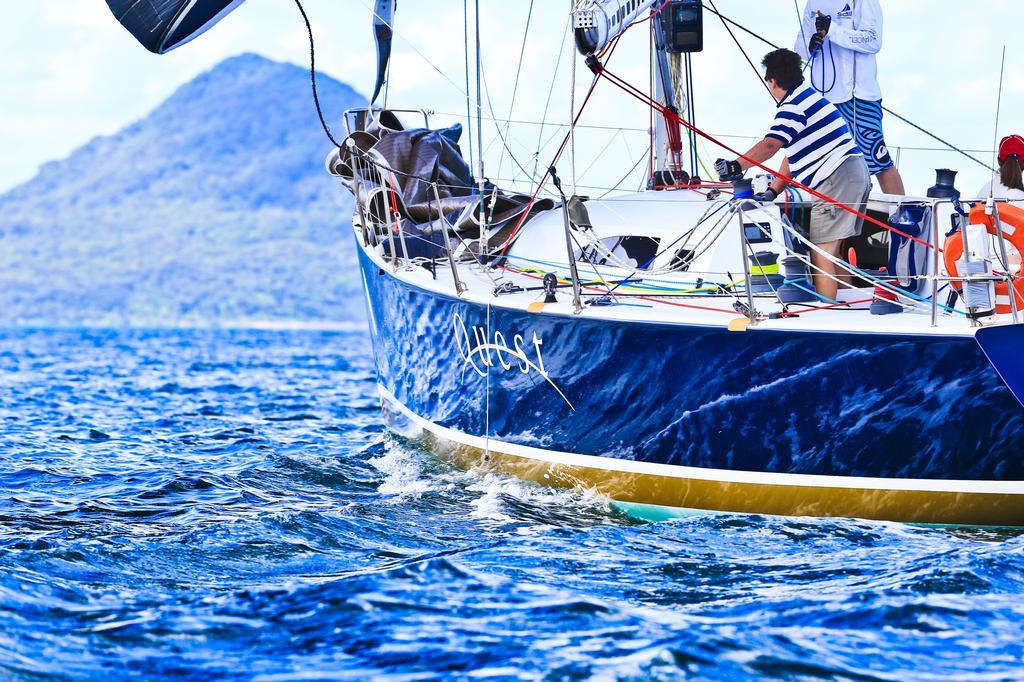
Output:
top-left (943, 203), bottom-right (1024, 314)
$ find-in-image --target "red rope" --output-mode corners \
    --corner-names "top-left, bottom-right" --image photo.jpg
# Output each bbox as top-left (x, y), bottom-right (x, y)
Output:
top-left (385, 172), bottom-right (403, 233)
top-left (636, 296), bottom-right (742, 315)
top-left (496, 38), bottom-right (629, 256)
top-left (494, 85), bottom-right (598, 255)
top-left (594, 63), bottom-right (943, 254)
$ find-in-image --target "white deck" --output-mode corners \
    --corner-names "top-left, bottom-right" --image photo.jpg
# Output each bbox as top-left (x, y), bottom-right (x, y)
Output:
top-left (356, 187), bottom-right (1022, 339)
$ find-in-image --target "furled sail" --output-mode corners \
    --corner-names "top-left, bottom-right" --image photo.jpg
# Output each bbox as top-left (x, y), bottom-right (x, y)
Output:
top-left (104, 0), bottom-right (248, 54)
top-left (573, 0), bottom-right (658, 55)
top-left (371, 0), bottom-right (397, 104)
top-left (327, 115), bottom-right (554, 258)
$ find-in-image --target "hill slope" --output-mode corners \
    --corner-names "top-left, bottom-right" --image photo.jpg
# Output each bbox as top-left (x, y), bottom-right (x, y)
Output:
top-left (0, 53), bottom-right (365, 326)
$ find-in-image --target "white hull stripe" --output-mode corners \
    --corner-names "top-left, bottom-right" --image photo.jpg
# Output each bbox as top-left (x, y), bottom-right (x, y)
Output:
top-left (379, 385), bottom-right (1024, 496)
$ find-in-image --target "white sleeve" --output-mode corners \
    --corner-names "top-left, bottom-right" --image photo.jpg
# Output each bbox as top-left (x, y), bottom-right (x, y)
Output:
top-left (828, 0), bottom-right (883, 55)
top-left (793, 2), bottom-right (816, 60)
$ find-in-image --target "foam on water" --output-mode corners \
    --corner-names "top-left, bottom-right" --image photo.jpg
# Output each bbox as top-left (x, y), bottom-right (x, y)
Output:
top-left (1, 328), bottom-right (1023, 680)
top-left (370, 440), bottom-right (440, 500)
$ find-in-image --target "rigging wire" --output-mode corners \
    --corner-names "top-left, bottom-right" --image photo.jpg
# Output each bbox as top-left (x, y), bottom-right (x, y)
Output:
top-left (495, 74), bottom-right (603, 254)
top-left (596, 144), bottom-right (650, 198)
top-left (464, 0), bottom-right (475, 171)
top-left (705, 1), bottom-right (995, 173)
top-left (496, 34), bottom-right (625, 256)
top-left (569, 0), bottom-right (579, 192)
top-left (478, 57), bottom-right (546, 188)
top-left (473, 0), bottom-right (487, 254)
top-left (705, 0), bottom-right (773, 98)
top-left (989, 46), bottom-right (1008, 193)
top-left (495, 0), bottom-right (536, 183)
top-left (576, 129), bottom-right (627, 180)
top-left (648, 23), bottom-right (655, 183)
top-left (292, 0), bottom-right (342, 148)
top-left (593, 62), bottom-right (942, 253)
top-left (793, 0), bottom-right (807, 58)
top-left (492, 22), bottom-right (631, 255)
top-left (431, 112), bottom-right (997, 156)
top-left (534, 16), bottom-right (572, 180)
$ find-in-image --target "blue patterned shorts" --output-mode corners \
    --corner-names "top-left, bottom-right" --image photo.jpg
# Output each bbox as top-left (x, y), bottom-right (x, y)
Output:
top-left (835, 98), bottom-right (895, 175)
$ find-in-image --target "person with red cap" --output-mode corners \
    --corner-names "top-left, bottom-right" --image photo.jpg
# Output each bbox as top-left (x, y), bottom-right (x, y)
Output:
top-left (978, 135), bottom-right (1024, 200)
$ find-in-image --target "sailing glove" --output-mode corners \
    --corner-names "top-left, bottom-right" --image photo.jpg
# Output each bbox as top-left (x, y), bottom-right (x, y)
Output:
top-left (808, 32), bottom-right (825, 56)
top-left (715, 159), bottom-right (742, 182)
top-left (754, 188), bottom-right (778, 203)
top-left (815, 12), bottom-right (832, 34)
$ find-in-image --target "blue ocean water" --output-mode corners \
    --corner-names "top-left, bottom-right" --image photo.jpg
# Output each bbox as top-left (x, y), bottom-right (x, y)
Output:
top-left (1, 328), bottom-right (1023, 681)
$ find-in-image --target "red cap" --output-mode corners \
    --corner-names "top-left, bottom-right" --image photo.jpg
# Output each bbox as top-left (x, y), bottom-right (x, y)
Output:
top-left (999, 135), bottom-right (1024, 162)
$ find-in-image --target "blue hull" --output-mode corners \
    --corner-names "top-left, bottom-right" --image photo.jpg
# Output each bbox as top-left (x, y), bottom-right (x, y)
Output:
top-left (358, 246), bottom-right (1024, 524)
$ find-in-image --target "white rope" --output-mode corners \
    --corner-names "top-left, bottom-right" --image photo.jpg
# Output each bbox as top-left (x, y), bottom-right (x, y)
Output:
top-left (771, 213), bottom-right (927, 312)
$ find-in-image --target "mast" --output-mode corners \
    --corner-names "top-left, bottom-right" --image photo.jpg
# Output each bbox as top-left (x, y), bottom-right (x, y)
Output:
top-left (651, 12), bottom-right (683, 186)
top-left (572, 0), bottom-right (704, 186)
top-left (650, 1), bottom-right (704, 186)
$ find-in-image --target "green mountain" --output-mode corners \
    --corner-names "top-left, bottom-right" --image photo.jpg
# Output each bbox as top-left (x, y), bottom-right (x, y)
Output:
top-left (0, 53), bottom-right (365, 327)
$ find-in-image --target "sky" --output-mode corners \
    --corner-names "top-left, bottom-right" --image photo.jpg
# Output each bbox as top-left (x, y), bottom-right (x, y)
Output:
top-left (1, 0), bottom-right (1020, 197)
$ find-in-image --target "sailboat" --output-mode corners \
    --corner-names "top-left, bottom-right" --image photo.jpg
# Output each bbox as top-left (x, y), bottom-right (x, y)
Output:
top-left (104, 0), bottom-right (1024, 526)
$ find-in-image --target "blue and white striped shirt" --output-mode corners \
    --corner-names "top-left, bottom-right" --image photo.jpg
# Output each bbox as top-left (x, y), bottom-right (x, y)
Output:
top-left (766, 84), bottom-right (862, 189)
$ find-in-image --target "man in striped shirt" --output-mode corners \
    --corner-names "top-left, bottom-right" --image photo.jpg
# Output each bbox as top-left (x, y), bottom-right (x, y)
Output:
top-left (715, 48), bottom-right (871, 302)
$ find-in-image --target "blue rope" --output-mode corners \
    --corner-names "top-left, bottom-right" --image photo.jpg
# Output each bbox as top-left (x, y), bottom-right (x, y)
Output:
top-left (810, 42), bottom-right (837, 95)
top-left (785, 278), bottom-right (840, 305)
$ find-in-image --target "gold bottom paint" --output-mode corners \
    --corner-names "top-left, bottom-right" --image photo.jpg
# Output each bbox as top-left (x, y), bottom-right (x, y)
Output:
top-left (394, 416), bottom-right (1024, 528)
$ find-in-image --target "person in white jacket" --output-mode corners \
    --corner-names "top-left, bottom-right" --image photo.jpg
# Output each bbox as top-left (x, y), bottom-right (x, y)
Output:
top-left (795, 0), bottom-right (906, 196)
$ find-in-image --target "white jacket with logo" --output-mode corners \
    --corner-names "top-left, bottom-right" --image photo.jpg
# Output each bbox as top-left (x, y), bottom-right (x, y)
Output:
top-left (977, 180), bottom-right (1024, 201)
top-left (794, 0), bottom-right (883, 104)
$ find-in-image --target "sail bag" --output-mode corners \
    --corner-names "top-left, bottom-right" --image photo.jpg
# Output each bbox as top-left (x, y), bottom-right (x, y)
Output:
top-left (104, 0), bottom-right (248, 54)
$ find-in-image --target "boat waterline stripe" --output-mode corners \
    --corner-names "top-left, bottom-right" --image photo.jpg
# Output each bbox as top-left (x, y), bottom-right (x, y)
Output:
top-left (379, 385), bottom-right (1024, 496)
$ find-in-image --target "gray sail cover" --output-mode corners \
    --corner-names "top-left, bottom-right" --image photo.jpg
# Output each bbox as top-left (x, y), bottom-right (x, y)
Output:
top-left (331, 116), bottom-right (553, 256)
top-left (104, 0), bottom-right (248, 54)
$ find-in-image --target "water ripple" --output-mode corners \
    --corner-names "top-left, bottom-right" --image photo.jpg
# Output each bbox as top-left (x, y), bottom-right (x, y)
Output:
top-left (0, 328), bottom-right (1021, 680)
